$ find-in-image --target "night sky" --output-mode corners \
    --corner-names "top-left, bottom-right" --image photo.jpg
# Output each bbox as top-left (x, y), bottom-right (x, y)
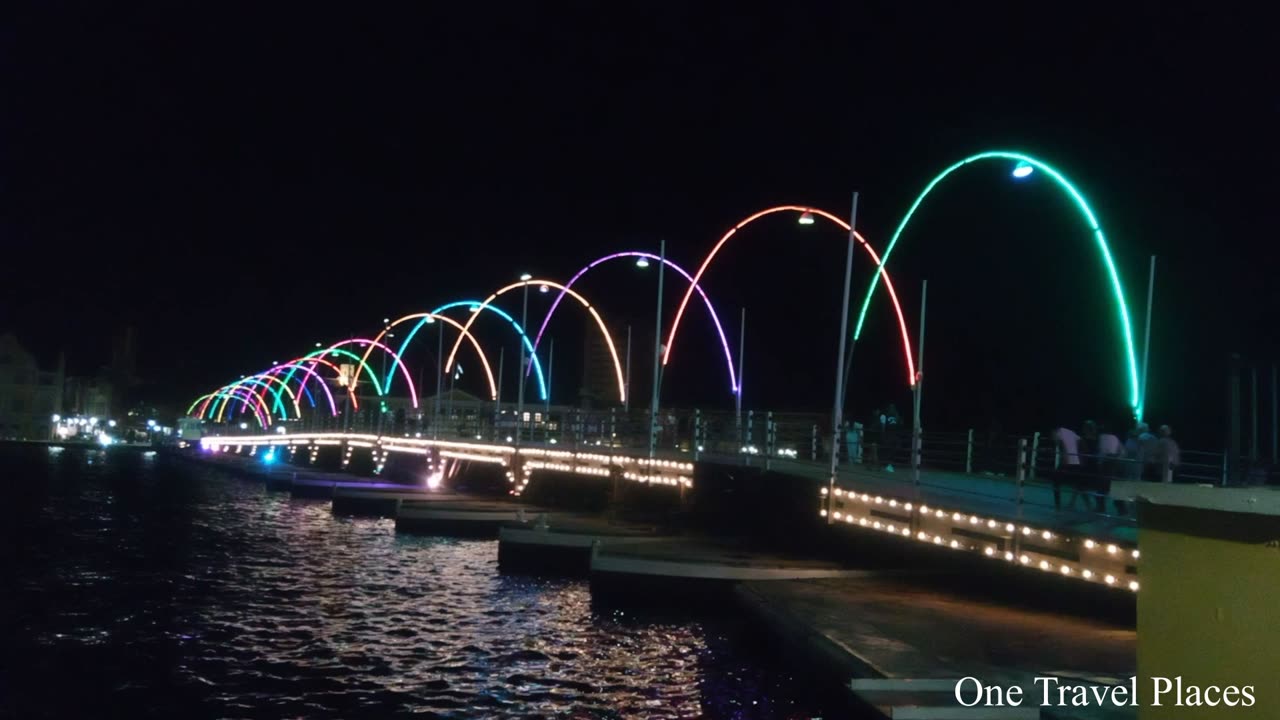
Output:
top-left (4, 5), bottom-right (1276, 447)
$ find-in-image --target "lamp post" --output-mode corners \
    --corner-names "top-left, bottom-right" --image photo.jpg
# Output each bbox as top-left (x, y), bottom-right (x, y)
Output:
top-left (378, 319), bottom-right (390, 436)
top-left (428, 316), bottom-right (442, 439)
top-left (494, 346), bottom-right (504, 441)
top-left (736, 307), bottom-right (746, 437)
top-left (648, 240), bottom-right (665, 457)
top-left (827, 194), bottom-right (858, 522)
top-left (624, 324), bottom-right (632, 413)
top-left (509, 271), bottom-right (529, 440)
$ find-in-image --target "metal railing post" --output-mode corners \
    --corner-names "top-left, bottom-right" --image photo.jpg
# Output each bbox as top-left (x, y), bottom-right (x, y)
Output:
top-left (693, 409), bottom-right (703, 461)
top-left (765, 411), bottom-right (775, 470)
top-left (1221, 451), bottom-right (1229, 487)
top-left (1016, 437), bottom-right (1027, 506)
top-left (811, 424), bottom-right (818, 461)
top-left (965, 428), bottom-right (974, 474)
top-left (745, 410), bottom-right (754, 466)
top-left (609, 408), bottom-right (616, 448)
top-left (1029, 431), bottom-right (1041, 480)
top-left (911, 427), bottom-right (921, 488)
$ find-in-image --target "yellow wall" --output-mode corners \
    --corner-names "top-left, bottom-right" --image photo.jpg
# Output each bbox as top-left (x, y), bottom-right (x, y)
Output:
top-left (1138, 504), bottom-right (1279, 719)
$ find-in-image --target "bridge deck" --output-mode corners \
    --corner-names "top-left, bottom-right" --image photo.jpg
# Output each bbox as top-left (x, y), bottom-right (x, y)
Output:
top-left (739, 575), bottom-right (1136, 719)
top-left (715, 456), bottom-right (1138, 546)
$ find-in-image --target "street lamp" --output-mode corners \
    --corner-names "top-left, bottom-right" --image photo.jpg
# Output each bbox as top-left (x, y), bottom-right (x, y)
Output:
top-left (798, 211), bottom-right (816, 225)
top-left (1012, 161), bottom-right (1034, 179)
top-left (635, 257), bottom-right (650, 268)
top-left (516, 273), bottom-right (532, 442)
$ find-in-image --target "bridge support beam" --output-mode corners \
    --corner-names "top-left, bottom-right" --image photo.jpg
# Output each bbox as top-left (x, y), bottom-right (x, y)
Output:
top-left (1129, 486), bottom-right (1280, 719)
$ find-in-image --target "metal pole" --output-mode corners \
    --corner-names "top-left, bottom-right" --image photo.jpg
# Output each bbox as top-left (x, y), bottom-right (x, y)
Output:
top-left (447, 362), bottom-right (455, 435)
top-left (736, 307), bottom-right (746, 432)
top-left (546, 338), bottom-right (554, 416)
top-left (1251, 366), bottom-right (1259, 462)
top-left (376, 322), bottom-right (386, 435)
top-left (911, 279), bottom-right (927, 488)
top-left (624, 325), bottom-right (632, 413)
top-left (648, 239), bottom-right (665, 457)
top-left (433, 318), bottom-right (443, 439)
top-left (545, 338), bottom-right (554, 442)
top-left (495, 347), bottom-right (504, 441)
top-left (827, 192), bottom-right (858, 521)
top-left (517, 280), bottom-right (529, 443)
top-left (1139, 255), bottom-right (1155, 420)
top-left (1272, 364), bottom-right (1277, 465)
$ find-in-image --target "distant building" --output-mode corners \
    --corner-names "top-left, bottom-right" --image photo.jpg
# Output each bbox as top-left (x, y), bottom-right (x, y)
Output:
top-left (580, 322), bottom-right (620, 409)
top-left (64, 376), bottom-right (114, 419)
top-left (0, 334), bottom-right (65, 440)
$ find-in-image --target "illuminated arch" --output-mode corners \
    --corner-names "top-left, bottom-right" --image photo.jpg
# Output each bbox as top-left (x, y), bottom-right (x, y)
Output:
top-left (263, 362), bottom-right (339, 416)
top-left (429, 301), bottom-right (546, 400)
top-left (208, 375), bottom-right (296, 421)
top-left (187, 393), bottom-right (214, 415)
top-left (211, 375), bottom-right (299, 422)
top-left (203, 377), bottom-right (283, 421)
top-left (531, 252), bottom-right (738, 394)
top-left (278, 348), bottom-right (383, 410)
top-left (261, 364), bottom-right (319, 413)
top-left (663, 206), bottom-right (917, 388)
top-left (852, 151), bottom-right (1141, 415)
top-left (198, 384), bottom-right (271, 427)
top-left (215, 387), bottom-right (270, 427)
top-left (446, 279), bottom-right (627, 403)
top-left (318, 338), bottom-right (418, 408)
top-left (354, 312), bottom-right (499, 400)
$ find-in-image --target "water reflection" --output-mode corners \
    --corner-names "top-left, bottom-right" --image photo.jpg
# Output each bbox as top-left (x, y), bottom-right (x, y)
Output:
top-left (5, 445), bottom-right (828, 719)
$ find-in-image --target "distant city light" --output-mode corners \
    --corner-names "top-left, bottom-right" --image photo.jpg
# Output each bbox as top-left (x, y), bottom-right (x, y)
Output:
top-left (108, 420), bottom-right (117, 428)
top-left (51, 414), bottom-right (60, 423)
top-left (239, 422), bottom-right (248, 430)
top-left (1012, 161), bottom-right (1034, 178)
top-left (275, 426), bottom-right (287, 434)
top-left (263, 450), bottom-right (276, 464)
top-left (97, 433), bottom-right (112, 447)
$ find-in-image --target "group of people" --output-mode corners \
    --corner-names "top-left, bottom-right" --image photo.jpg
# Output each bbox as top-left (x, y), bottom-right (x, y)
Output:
top-left (1052, 420), bottom-right (1181, 514)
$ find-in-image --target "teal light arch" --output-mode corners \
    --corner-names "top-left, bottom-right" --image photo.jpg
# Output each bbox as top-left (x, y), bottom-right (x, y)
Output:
top-left (208, 376), bottom-right (293, 421)
top-left (387, 301), bottom-right (548, 401)
top-left (853, 150), bottom-right (1142, 418)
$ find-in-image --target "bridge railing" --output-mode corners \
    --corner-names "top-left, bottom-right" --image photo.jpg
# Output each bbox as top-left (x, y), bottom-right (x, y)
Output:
top-left (205, 409), bottom-right (1256, 498)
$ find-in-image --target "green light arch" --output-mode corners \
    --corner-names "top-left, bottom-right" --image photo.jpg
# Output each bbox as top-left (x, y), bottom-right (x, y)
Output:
top-left (276, 348), bottom-right (383, 410)
top-left (209, 375), bottom-right (296, 421)
top-left (852, 150), bottom-right (1142, 417)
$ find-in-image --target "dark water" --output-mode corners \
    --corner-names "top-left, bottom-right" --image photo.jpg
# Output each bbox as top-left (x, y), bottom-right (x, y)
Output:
top-left (2, 445), bottom-right (831, 719)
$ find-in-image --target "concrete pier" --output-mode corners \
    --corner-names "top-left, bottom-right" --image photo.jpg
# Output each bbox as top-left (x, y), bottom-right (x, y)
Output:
top-left (497, 515), bottom-right (669, 574)
top-left (738, 574), bottom-right (1136, 719)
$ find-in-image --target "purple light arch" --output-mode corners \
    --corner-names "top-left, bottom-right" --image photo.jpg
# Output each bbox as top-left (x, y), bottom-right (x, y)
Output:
top-left (530, 251), bottom-right (738, 395)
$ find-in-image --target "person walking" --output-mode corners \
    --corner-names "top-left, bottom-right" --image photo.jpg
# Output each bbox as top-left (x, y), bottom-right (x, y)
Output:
top-left (1137, 422), bottom-right (1160, 482)
top-left (865, 408), bottom-right (882, 469)
top-left (1157, 424), bottom-right (1180, 482)
top-left (1052, 425), bottom-right (1082, 510)
top-left (1096, 424), bottom-right (1125, 514)
top-left (881, 404), bottom-right (901, 472)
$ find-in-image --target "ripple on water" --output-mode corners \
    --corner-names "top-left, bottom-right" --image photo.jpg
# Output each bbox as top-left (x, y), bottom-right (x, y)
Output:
top-left (6, 450), bottom-right (833, 719)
